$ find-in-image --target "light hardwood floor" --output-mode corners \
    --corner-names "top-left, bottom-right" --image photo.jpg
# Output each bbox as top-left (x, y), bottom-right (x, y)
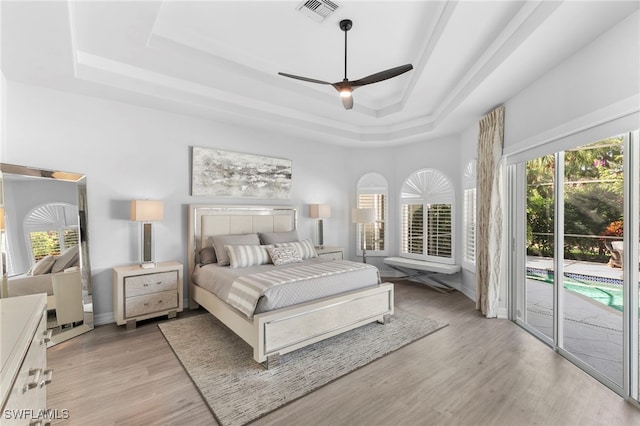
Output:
top-left (48, 280), bottom-right (640, 425)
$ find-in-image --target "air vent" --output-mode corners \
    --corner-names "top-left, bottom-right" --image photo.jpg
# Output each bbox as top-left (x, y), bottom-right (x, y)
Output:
top-left (296, 0), bottom-right (339, 22)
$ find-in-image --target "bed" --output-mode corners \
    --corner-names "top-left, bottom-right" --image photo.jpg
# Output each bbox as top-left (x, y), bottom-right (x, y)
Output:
top-left (188, 204), bottom-right (394, 368)
top-left (6, 245), bottom-right (81, 309)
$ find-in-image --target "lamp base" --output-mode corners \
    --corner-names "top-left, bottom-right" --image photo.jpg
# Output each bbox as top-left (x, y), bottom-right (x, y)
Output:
top-left (140, 262), bottom-right (156, 269)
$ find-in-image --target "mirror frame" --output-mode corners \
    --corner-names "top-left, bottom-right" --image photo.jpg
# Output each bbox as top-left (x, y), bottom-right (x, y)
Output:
top-left (0, 163), bottom-right (93, 345)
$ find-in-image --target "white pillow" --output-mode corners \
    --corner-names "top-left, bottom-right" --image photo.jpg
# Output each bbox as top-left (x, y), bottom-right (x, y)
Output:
top-left (28, 255), bottom-right (56, 276)
top-left (274, 239), bottom-right (317, 260)
top-left (268, 246), bottom-right (302, 266)
top-left (51, 245), bottom-right (80, 273)
top-left (225, 244), bottom-right (273, 269)
top-left (259, 230), bottom-right (300, 245)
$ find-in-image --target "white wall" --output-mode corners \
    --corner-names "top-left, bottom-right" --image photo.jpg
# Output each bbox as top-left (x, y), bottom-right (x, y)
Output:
top-left (3, 82), bottom-right (352, 322)
top-left (505, 9), bottom-right (640, 154)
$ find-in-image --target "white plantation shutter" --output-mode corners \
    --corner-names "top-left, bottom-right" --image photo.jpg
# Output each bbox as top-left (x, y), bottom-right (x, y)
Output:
top-left (400, 169), bottom-right (455, 263)
top-left (401, 204), bottom-right (424, 255)
top-left (356, 173), bottom-right (388, 255)
top-left (463, 160), bottom-right (477, 268)
top-left (358, 193), bottom-right (386, 251)
top-left (427, 204), bottom-right (452, 258)
top-left (463, 188), bottom-right (477, 265)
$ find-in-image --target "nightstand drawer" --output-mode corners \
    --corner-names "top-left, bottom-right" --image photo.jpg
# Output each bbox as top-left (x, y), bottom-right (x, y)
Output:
top-left (125, 271), bottom-right (178, 297)
top-left (318, 251), bottom-right (343, 261)
top-left (125, 290), bottom-right (178, 318)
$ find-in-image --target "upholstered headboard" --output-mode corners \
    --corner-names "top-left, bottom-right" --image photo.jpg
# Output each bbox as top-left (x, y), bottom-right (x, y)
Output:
top-left (187, 204), bottom-right (297, 280)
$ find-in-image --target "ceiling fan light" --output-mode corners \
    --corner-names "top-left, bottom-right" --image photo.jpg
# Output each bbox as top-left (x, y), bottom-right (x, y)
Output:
top-left (340, 88), bottom-right (352, 98)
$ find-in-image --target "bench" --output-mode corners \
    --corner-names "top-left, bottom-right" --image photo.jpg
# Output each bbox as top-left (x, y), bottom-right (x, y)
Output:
top-left (384, 257), bottom-right (461, 293)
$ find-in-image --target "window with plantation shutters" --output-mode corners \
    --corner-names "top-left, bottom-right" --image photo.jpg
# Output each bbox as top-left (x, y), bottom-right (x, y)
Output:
top-left (400, 169), bottom-right (455, 264)
top-left (24, 203), bottom-right (80, 263)
top-left (463, 159), bottom-right (477, 269)
top-left (463, 188), bottom-right (476, 265)
top-left (356, 173), bottom-right (388, 256)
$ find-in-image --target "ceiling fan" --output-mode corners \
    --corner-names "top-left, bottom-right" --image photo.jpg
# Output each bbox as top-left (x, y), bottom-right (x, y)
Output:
top-left (278, 19), bottom-right (413, 110)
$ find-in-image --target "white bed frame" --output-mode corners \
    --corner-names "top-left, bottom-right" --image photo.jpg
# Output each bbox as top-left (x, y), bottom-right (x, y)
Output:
top-left (188, 204), bottom-right (394, 368)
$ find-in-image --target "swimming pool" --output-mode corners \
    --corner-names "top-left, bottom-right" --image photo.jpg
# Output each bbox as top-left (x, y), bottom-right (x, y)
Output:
top-left (526, 267), bottom-right (627, 312)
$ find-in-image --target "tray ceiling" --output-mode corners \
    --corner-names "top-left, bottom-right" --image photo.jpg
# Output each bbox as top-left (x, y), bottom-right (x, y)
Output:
top-left (2, 1), bottom-right (638, 147)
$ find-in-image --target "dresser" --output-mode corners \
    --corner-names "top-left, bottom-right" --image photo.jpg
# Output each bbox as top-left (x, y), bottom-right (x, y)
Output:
top-left (1, 294), bottom-right (51, 425)
top-left (113, 261), bottom-right (183, 329)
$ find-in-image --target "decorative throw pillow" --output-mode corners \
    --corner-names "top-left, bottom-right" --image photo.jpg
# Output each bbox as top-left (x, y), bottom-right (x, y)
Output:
top-left (198, 246), bottom-right (217, 266)
top-left (225, 244), bottom-right (273, 269)
top-left (268, 246), bottom-right (302, 266)
top-left (259, 230), bottom-right (300, 245)
top-left (28, 255), bottom-right (56, 276)
top-left (209, 233), bottom-right (261, 266)
top-left (274, 239), bottom-right (317, 259)
top-left (51, 245), bottom-right (80, 273)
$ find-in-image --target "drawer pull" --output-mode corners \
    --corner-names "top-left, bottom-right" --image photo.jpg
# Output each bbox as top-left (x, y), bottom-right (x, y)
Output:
top-left (23, 368), bottom-right (42, 393)
top-left (41, 329), bottom-right (53, 344)
top-left (39, 369), bottom-right (54, 387)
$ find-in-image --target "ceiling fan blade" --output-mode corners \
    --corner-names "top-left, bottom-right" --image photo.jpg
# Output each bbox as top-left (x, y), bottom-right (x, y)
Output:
top-left (350, 64), bottom-right (414, 88)
top-left (341, 95), bottom-right (354, 110)
top-left (278, 72), bottom-right (333, 85)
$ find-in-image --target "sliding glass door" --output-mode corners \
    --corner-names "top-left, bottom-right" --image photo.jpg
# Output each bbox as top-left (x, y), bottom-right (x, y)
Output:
top-left (512, 129), bottom-right (639, 399)
top-left (524, 154), bottom-right (555, 342)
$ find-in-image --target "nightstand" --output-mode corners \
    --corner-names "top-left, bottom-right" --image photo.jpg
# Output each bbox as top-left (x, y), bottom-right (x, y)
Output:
top-left (113, 261), bottom-right (183, 329)
top-left (316, 246), bottom-right (345, 261)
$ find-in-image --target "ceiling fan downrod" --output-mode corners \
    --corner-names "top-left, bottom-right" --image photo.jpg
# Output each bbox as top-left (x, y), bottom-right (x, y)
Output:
top-left (340, 19), bottom-right (352, 81)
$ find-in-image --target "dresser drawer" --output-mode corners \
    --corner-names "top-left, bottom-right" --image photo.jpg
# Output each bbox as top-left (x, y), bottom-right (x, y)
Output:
top-left (2, 304), bottom-right (48, 424)
top-left (124, 271), bottom-right (178, 297)
top-left (125, 290), bottom-right (178, 318)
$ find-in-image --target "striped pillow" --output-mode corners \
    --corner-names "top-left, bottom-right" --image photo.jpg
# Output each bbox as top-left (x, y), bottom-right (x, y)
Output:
top-left (268, 246), bottom-right (302, 266)
top-left (225, 244), bottom-right (273, 269)
top-left (274, 239), bottom-right (318, 260)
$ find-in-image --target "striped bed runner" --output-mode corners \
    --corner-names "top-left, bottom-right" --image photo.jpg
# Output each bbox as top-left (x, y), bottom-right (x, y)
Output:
top-left (227, 260), bottom-right (374, 318)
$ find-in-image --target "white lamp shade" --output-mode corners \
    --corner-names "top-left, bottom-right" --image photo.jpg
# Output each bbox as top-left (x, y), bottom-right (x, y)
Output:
top-left (309, 204), bottom-right (331, 219)
top-left (130, 200), bottom-right (164, 222)
top-left (352, 208), bottom-right (376, 224)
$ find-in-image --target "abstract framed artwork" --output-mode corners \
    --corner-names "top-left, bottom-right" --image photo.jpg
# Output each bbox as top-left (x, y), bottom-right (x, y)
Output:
top-left (191, 147), bottom-right (292, 199)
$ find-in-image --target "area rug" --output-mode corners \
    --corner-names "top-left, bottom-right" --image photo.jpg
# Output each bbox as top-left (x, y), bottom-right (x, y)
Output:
top-left (158, 310), bottom-right (447, 426)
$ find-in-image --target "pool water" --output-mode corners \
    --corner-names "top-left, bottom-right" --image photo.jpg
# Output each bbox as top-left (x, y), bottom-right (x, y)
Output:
top-left (563, 280), bottom-right (624, 312)
top-left (527, 273), bottom-right (625, 312)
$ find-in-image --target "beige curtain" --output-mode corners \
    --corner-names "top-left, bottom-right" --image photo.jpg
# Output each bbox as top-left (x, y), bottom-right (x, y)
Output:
top-left (475, 105), bottom-right (505, 318)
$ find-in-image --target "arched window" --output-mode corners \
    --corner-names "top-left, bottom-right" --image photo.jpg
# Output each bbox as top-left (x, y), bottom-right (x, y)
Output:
top-left (463, 159), bottom-right (477, 269)
top-left (356, 173), bottom-right (388, 256)
top-left (400, 169), bottom-right (455, 264)
top-left (24, 202), bottom-right (79, 263)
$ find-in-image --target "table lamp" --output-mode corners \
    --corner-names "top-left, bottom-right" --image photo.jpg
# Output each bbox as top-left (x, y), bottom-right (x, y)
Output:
top-left (352, 208), bottom-right (375, 263)
top-left (309, 204), bottom-right (331, 248)
top-left (130, 200), bottom-right (163, 268)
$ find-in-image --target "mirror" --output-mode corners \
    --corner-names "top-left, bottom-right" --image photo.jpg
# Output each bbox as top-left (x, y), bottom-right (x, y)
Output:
top-left (0, 163), bottom-right (93, 346)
